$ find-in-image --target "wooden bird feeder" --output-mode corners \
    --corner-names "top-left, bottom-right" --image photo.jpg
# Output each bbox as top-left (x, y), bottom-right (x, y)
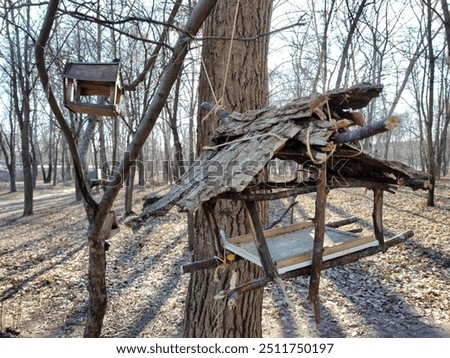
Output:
top-left (63, 62), bottom-right (123, 117)
top-left (136, 83), bottom-right (431, 323)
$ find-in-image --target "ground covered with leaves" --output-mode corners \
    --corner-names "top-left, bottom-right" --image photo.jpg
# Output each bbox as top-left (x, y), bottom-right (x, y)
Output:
top-left (0, 179), bottom-right (449, 338)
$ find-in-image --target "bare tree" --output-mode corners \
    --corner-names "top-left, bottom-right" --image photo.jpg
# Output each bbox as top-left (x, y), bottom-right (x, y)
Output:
top-left (35, 0), bottom-right (218, 338)
top-left (3, 0), bottom-right (36, 215)
top-left (184, 0), bottom-right (273, 338)
top-left (0, 101), bottom-right (17, 192)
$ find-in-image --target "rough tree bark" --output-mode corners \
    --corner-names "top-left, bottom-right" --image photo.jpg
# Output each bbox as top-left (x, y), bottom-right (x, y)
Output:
top-left (183, 0), bottom-right (273, 338)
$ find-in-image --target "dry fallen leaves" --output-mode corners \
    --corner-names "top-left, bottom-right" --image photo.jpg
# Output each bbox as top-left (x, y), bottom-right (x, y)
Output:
top-left (0, 180), bottom-right (449, 337)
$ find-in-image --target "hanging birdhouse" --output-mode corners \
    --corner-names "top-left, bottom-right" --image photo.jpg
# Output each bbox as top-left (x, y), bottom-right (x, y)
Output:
top-left (63, 62), bottom-right (123, 117)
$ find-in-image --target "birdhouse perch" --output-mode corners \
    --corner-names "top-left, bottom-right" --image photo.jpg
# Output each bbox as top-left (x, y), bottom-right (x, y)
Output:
top-left (63, 62), bottom-right (123, 117)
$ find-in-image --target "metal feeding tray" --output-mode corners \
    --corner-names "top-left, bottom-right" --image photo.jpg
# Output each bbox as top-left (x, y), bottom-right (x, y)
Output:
top-left (221, 221), bottom-right (378, 274)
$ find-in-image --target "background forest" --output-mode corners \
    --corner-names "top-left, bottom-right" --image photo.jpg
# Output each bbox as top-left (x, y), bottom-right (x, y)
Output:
top-left (1, 0), bottom-right (449, 193)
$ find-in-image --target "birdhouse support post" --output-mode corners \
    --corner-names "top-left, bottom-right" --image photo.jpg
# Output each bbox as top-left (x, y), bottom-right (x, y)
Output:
top-left (372, 188), bottom-right (385, 250)
top-left (308, 163), bottom-right (328, 324)
top-left (244, 200), bottom-right (278, 279)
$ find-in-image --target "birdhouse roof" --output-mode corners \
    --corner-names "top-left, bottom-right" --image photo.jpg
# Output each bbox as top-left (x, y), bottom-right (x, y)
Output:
top-left (137, 83), bottom-right (430, 221)
top-left (63, 62), bottom-right (122, 84)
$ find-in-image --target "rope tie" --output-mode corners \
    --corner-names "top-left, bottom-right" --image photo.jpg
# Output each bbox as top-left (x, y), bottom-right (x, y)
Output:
top-left (305, 125), bottom-right (337, 165)
top-left (200, 0), bottom-right (241, 123)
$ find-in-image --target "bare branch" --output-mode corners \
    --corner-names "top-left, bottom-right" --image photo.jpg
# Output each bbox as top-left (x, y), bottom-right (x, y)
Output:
top-left (124, 0), bottom-right (182, 91)
top-left (59, 9), bottom-right (183, 50)
top-left (332, 116), bottom-right (400, 144)
top-left (200, 18), bottom-right (306, 42)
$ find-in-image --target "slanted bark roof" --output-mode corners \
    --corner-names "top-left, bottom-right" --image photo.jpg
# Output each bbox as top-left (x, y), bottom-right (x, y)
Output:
top-left (139, 83), bottom-right (430, 220)
top-left (63, 62), bottom-right (122, 84)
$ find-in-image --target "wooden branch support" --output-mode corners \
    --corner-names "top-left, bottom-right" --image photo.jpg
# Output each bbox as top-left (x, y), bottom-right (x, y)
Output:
top-left (372, 188), bottom-right (385, 250)
top-left (265, 200), bottom-right (298, 230)
top-left (308, 164), bottom-right (328, 324)
top-left (182, 257), bottom-right (224, 274)
top-left (227, 276), bottom-right (272, 302)
top-left (219, 186), bottom-right (315, 201)
top-left (218, 179), bottom-right (395, 202)
top-left (325, 216), bottom-right (358, 228)
top-left (245, 200), bottom-right (278, 278)
top-left (332, 116), bottom-right (400, 144)
top-left (202, 201), bottom-right (223, 257)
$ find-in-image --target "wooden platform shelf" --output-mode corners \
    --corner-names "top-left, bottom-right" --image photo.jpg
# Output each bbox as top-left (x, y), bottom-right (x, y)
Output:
top-left (65, 102), bottom-right (120, 117)
top-left (221, 221), bottom-right (377, 275)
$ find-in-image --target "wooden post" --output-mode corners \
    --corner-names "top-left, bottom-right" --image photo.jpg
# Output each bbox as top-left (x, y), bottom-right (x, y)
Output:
top-left (372, 188), bottom-right (385, 250)
top-left (308, 164), bottom-right (328, 324)
top-left (201, 201), bottom-right (223, 257)
top-left (110, 84), bottom-right (116, 107)
top-left (245, 200), bottom-right (278, 278)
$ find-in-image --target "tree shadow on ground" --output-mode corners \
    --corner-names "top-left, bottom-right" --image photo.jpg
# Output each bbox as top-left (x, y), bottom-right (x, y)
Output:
top-left (321, 265), bottom-right (447, 337)
top-left (50, 232), bottom-right (186, 337)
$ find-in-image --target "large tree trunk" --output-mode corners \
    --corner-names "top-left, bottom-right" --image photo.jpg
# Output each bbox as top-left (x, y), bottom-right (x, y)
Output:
top-left (184, 0), bottom-right (272, 338)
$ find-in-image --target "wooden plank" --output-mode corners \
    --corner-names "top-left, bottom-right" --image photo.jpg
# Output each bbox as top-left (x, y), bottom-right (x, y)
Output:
top-left (80, 83), bottom-right (112, 96)
top-left (184, 230), bottom-right (413, 275)
top-left (64, 78), bottom-right (73, 103)
top-left (275, 234), bottom-right (375, 272)
top-left (65, 102), bottom-right (118, 117)
top-left (281, 230), bottom-right (414, 279)
top-left (228, 220), bottom-right (313, 244)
